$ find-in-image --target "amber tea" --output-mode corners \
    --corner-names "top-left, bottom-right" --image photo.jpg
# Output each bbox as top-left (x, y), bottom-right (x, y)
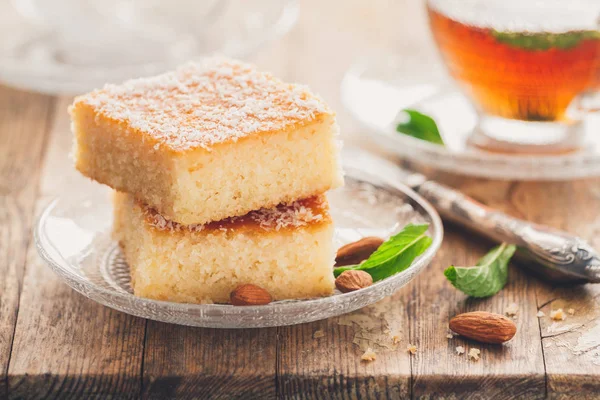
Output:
top-left (427, 5), bottom-right (600, 122)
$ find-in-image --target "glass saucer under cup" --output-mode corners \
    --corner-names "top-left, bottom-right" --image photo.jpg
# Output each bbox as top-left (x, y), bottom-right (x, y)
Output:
top-left (342, 54), bottom-right (600, 180)
top-left (35, 148), bottom-right (443, 328)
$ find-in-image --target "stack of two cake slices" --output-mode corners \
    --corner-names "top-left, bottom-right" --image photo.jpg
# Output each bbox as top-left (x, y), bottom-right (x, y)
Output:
top-left (69, 58), bottom-right (344, 304)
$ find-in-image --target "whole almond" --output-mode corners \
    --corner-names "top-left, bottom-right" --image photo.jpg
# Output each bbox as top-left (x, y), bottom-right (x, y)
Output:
top-left (449, 311), bottom-right (517, 344)
top-left (335, 270), bottom-right (373, 293)
top-left (335, 237), bottom-right (385, 266)
top-left (230, 284), bottom-right (273, 306)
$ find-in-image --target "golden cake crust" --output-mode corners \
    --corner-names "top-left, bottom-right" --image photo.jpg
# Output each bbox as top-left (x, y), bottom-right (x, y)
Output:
top-left (70, 57), bottom-right (331, 153)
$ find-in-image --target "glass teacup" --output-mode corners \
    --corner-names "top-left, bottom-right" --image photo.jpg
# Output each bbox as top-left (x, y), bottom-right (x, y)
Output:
top-left (427, 0), bottom-right (600, 153)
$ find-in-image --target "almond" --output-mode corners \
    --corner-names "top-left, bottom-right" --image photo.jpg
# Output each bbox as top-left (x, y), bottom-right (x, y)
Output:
top-left (335, 270), bottom-right (373, 293)
top-left (230, 284), bottom-right (272, 306)
top-left (449, 311), bottom-right (516, 344)
top-left (335, 237), bottom-right (385, 266)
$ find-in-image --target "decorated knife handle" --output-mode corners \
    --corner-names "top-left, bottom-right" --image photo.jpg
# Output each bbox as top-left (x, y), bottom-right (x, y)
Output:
top-left (417, 180), bottom-right (600, 283)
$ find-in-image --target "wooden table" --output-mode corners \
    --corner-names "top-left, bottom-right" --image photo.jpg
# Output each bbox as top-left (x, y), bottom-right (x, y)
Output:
top-left (2, 1), bottom-right (600, 398)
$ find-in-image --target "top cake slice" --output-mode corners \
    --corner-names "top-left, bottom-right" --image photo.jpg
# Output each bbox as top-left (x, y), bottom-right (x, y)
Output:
top-left (70, 57), bottom-right (344, 225)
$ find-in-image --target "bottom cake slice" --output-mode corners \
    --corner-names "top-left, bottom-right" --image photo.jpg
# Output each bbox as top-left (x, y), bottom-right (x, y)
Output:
top-left (113, 192), bottom-right (335, 304)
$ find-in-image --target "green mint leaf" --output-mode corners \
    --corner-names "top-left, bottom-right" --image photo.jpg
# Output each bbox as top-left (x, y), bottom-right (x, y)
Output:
top-left (334, 224), bottom-right (432, 281)
top-left (396, 109), bottom-right (445, 146)
top-left (491, 30), bottom-right (600, 51)
top-left (444, 243), bottom-right (516, 298)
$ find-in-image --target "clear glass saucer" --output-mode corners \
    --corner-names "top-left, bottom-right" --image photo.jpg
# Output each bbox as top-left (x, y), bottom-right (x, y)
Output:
top-left (342, 54), bottom-right (600, 180)
top-left (0, 0), bottom-right (298, 94)
top-left (34, 149), bottom-right (443, 328)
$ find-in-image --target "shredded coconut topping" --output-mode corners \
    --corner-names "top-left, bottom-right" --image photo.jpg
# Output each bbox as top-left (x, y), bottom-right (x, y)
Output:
top-left (144, 195), bottom-right (329, 233)
top-left (74, 57), bottom-right (330, 151)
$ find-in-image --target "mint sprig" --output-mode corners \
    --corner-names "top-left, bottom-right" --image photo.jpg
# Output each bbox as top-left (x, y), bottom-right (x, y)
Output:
top-left (444, 243), bottom-right (516, 298)
top-left (396, 109), bottom-right (445, 146)
top-left (334, 224), bottom-right (432, 282)
top-left (491, 30), bottom-right (600, 51)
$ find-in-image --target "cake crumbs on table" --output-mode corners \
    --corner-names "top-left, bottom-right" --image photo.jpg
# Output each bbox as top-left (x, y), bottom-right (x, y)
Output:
top-left (313, 329), bottom-right (325, 339)
top-left (550, 308), bottom-right (566, 321)
top-left (446, 333), bottom-right (454, 339)
top-left (455, 346), bottom-right (465, 355)
top-left (407, 344), bottom-right (417, 355)
top-left (361, 348), bottom-right (377, 362)
top-left (536, 310), bottom-right (545, 318)
top-left (392, 334), bottom-right (401, 344)
top-left (468, 348), bottom-right (481, 361)
top-left (567, 308), bottom-right (575, 315)
top-left (505, 303), bottom-right (518, 317)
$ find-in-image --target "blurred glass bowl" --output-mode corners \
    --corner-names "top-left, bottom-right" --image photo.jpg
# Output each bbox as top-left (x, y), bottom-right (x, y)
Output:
top-left (0, 0), bottom-right (298, 94)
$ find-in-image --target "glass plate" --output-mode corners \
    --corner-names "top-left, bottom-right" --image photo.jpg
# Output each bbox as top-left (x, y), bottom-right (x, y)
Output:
top-left (35, 149), bottom-right (443, 328)
top-left (0, 0), bottom-right (298, 94)
top-left (342, 54), bottom-right (600, 180)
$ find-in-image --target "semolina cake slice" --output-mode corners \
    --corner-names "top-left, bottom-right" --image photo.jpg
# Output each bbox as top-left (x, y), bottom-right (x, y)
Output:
top-left (113, 192), bottom-right (336, 304)
top-left (71, 57), bottom-right (344, 225)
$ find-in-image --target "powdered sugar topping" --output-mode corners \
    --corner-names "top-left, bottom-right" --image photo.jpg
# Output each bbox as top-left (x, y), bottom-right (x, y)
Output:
top-left (74, 57), bottom-right (331, 151)
top-left (144, 196), bottom-right (329, 233)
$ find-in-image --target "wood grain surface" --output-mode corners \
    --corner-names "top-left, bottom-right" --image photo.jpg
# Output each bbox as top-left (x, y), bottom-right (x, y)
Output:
top-left (0, 88), bottom-right (54, 399)
top-left (7, 99), bottom-right (146, 399)
top-left (1, 1), bottom-right (599, 399)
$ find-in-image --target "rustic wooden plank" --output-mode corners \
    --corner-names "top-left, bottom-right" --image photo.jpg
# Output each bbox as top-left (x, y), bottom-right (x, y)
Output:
top-left (142, 323), bottom-right (277, 399)
top-left (518, 180), bottom-right (600, 400)
top-left (538, 285), bottom-right (600, 400)
top-left (7, 98), bottom-right (146, 399)
top-left (277, 292), bottom-right (411, 399)
top-left (0, 86), bottom-right (54, 397)
top-left (410, 179), bottom-right (546, 399)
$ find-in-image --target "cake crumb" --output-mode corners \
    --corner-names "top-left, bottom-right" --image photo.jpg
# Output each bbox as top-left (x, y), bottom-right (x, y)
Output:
top-left (392, 334), bottom-right (401, 344)
top-left (456, 346), bottom-right (465, 355)
top-left (505, 303), bottom-right (518, 317)
top-left (550, 308), bottom-right (566, 321)
top-left (567, 308), bottom-right (575, 315)
top-left (468, 348), bottom-right (481, 361)
top-left (536, 310), bottom-right (545, 318)
top-left (313, 329), bottom-right (325, 339)
top-left (407, 344), bottom-right (417, 355)
top-left (446, 333), bottom-right (454, 339)
top-left (361, 348), bottom-right (376, 362)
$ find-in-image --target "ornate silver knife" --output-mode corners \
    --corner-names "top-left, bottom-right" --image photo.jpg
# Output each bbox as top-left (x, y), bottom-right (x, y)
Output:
top-left (344, 148), bottom-right (600, 283)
